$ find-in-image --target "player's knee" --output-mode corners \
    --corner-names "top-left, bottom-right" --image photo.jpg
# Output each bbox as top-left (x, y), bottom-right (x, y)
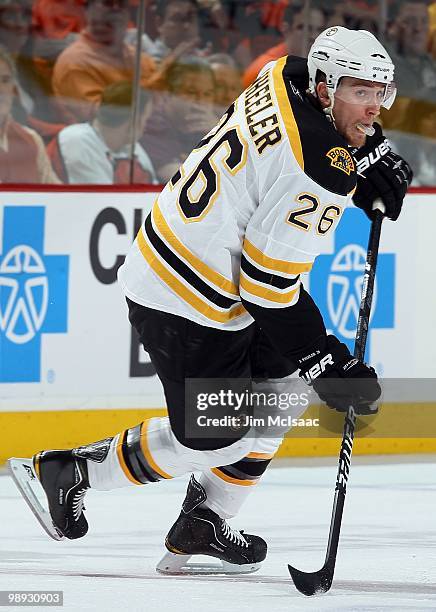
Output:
top-left (169, 415), bottom-right (249, 452)
top-left (170, 428), bottom-right (254, 470)
top-left (190, 435), bottom-right (255, 470)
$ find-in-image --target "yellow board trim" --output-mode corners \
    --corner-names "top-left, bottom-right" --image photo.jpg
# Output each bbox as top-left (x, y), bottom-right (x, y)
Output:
top-left (272, 56), bottom-right (304, 170)
top-left (2, 404), bottom-right (436, 465)
top-left (152, 201), bottom-right (238, 297)
top-left (243, 239), bottom-right (313, 275)
top-left (240, 272), bottom-right (299, 304)
top-left (137, 228), bottom-right (246, 324)
top-left (140, 420), bottom-right (173, 480)
top-left (116, 430), bottom-right (143, 486)
top-left (0, 408), bottom-right (167, 466)
top-left (211, 467), bottom-right (258, 486)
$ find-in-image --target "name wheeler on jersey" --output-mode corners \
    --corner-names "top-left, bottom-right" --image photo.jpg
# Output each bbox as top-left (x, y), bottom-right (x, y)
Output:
top-left (118, 56), bottom-right (357, 330)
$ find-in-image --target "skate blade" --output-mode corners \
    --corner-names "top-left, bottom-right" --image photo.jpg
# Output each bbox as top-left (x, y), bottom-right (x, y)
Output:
top-left (8, 458), bottom-right (65, 542)
top-left (156, 551), bottom-right (261, 575)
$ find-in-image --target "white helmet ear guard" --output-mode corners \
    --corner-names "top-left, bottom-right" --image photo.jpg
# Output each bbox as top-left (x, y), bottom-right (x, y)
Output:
top-left (308, 26), bottom-right (396, 110)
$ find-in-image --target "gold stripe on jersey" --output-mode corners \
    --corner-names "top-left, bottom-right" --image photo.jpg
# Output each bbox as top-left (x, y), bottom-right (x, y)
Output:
top-left (272, 56), bottom-right (304, 170)
top-left (116, 431), bottom-right (143, 486)
top-left (211, 467), bottom-right (258, 486)
top-left (136, 228), bottom-right (246, 324)
top-left (34, 453), bottom-right (41, 480)
top-left (246, 452), bottom-right (276, 459)
top-left (144, 213), bottom-right (239, 310)
top-left (139, 420), bottom-right (173, 480)
top-left (240, 272), bottom-right (300, 304)
top-left (243, 239), bottom-right (313, 275)
top-left (152, 201), bottom-right (239, 297)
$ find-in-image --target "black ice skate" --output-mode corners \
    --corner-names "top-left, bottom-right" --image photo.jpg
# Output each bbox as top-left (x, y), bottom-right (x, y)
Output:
top-left (8, 450), bottom-right (90, 541)
top-left (156, 475), bottom-right (267, 575)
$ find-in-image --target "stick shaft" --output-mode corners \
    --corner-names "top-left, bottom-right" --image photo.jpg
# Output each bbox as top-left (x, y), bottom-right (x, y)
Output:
top-left (354, 211), bottom-right (384, 361)
top-left (325, 210), bottom-right (384, 563)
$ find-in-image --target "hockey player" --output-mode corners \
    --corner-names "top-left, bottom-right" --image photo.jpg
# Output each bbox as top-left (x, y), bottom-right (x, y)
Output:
top-left (9, 27), bottom-right (412, 575)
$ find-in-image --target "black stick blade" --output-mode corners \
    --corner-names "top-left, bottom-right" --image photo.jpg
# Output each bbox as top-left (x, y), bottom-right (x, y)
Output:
top-left (288, 564), bottom-right (333, 596)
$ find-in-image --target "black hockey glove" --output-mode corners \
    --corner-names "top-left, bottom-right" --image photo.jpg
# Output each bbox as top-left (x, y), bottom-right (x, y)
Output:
top-left (351, 123), bottom-right (413, 221)
top-left (297, 335), bottom-right (381, 415)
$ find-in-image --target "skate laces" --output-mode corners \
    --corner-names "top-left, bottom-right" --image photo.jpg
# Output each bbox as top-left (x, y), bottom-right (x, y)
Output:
top-left (70, 460), bottom-right (89, 522)
top-left (72, 487), bottom-right (88, 521)
top-left (220, 520), bottom-right (248, 548)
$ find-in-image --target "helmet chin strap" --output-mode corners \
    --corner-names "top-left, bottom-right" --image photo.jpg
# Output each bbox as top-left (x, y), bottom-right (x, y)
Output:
top-left (322, 89), bottom-right (337, 128)
top-left (321, 89), bottom-right (376, 137)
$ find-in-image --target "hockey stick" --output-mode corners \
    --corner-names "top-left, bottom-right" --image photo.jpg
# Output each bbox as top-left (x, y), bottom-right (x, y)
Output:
top-left (288, 205), bottom-right (385, 596)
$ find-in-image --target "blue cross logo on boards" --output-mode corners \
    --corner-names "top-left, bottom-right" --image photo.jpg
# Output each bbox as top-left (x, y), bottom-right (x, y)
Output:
top-left (0, 206), bottom-right (69, 383)
top-left (310, 209), bottom-right (395, 362)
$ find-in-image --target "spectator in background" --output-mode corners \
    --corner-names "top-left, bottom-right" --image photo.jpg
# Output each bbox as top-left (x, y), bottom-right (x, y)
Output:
top-left (429, 0), bottom-right (436, 56)
top-left (143, 57), bottom-right (217, 183)
top-left (0, 0), bottom-right (73, 140)
top-left (410, 100), bottom-right (436, 184)
top-left (324, 1), bottom-right (347, 28)
top-left (387, 99), bottom-right (436, 185)
top-left (226, 1), bottom-right (283, 70)
top-left (0, 0), bottom-right (50, 123)
top-left (52, 0), bottom-right (160, 123)
top-left (48, 81), bottom-right (156, 184)
top-left (32, 0), bottom-right (86, 61)
top-left (243, 2), bottom-right (325, 88)
top-left (208, 53), bottom-right (242, 110)
top-left (325, 1), bottom-right (378, 33)
top-left (386, 0), bottom-right (436, 101)
top-left (137, 0), bottom-right (204, 63)
top-left (0, 47), bottom-right (60, 183)
top-left (0, 0), bottom-right (32, 56)
top-left (195, 0), bottom-right (228, 51)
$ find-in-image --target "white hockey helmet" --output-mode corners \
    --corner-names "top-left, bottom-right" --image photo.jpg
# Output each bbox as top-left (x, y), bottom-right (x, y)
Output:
top-left (308, 26), bottom-right (396, 109)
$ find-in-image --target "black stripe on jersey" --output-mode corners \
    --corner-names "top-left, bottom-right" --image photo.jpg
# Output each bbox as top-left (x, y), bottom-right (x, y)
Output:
top-left (241, 255), bottom-right (300, 290)
top-left (216, 465), bottom-right (259, 482)
top-left (170, 169), bottom-right (182, 188)
top-left (281, 56), bottom-right (357, 196)
top-left (228, 457), bottom-right (272, 478)
top-left (125, 425), bottom-right (160, 483)
top-left (120, 430), bottom-right (145, 484)
top-left (144, 214), bottom-right (239, 310)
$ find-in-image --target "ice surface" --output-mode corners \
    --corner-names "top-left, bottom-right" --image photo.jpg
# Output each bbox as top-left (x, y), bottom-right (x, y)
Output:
top-left (1, 459), bottom-right (436, 612)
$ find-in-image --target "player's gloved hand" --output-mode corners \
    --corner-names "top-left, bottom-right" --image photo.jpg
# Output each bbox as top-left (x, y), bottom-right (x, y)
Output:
top-left (297, 335), bottom-right (381, 415)
top-left (351, 123), bottom-right (413, 221)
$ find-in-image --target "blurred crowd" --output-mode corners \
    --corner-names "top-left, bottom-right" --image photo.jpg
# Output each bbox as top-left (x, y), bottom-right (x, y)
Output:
top-left (0, 0), bottom-right (435, 185)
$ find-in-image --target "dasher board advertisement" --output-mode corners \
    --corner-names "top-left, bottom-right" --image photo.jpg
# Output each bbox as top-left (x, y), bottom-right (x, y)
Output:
top-left (0, 189), bottom-right (434, 412)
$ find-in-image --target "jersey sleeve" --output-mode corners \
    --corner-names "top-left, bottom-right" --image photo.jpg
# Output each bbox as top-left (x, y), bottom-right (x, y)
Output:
top-left (241, 286), bottom-right (326, 361)
top-left (238, 172), bottom-right (347, 358)
top-left (239, 171), bottom-right (343, 310)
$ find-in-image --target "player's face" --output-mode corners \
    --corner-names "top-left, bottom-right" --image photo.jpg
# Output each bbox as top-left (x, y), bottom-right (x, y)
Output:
top-left (333, 78), bottom-right (385, 147)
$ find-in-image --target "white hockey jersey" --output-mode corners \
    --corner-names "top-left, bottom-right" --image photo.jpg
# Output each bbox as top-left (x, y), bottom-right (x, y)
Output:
top-left (118, 56), bottom-right (357, 331)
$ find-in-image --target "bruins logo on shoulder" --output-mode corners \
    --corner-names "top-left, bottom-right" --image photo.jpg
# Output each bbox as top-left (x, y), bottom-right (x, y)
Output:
top-left (326, 147), bottom-right (355, 176)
